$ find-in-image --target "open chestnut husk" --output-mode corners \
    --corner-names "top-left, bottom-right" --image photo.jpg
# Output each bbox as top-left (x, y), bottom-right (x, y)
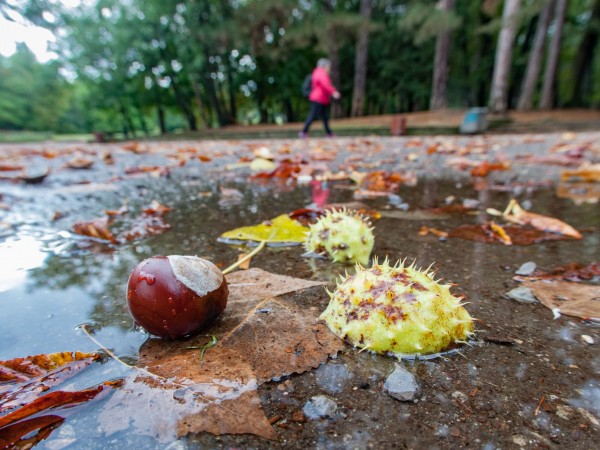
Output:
top-left (127, 255), bottom-right (228, 339)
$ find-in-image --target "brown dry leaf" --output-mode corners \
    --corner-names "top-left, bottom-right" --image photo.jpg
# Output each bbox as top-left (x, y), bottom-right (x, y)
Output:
top-left (448, 223), bottom-right (571, 245)
top-left (236, 252), bottom-right (252, 270)
top-left (65, 156), bottom-right (94, 169)
top-left (99, 268), bottom-right (342, 442)
top-left (513, 262), bottom-right (600, 283)
top-left (522, 280), bottom-right (600, 322)
top-left (470, 161), bottom-right (510, 177)
top-left (419, 225), bottom-right (448, 239)
top-left (72, 217), bottom-right (117, 243)
top-left (556, 181), bottom-right (600, 204)
top-left (487, 199), bottom-right (582, 239)
top-left (561, 163), bottom-right (600, 183)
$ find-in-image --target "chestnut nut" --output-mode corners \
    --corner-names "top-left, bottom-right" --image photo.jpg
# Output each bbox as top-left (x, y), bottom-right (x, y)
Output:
top-left (127, 255), bottom-right (228, 339)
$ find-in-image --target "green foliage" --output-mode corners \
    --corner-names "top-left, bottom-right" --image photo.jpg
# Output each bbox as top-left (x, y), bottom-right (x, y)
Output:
top-left (2, 0), bottom-right (600, 134)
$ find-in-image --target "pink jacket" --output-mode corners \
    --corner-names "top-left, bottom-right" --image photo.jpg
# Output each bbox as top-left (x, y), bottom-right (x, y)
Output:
top-left (309, 67), bottom-right (337, 105)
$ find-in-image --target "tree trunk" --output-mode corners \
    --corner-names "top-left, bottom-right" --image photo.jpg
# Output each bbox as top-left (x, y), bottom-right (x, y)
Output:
top-left (517, 1), bottom-right (554, 110)
top-left (430, 0), bottom-right (454, 110)
top-left (489, 0), bottom-right (521, 113)
top-left (190, 77), bottom-right (210, 128)
top-left (168, 75), bottom-right (197, 131)
top-left (569, 0), bottom-right (600, 106)
top-left (539, 0), bottom-right (568, 109)
top-left (324, 0), bottom-right (343, 118)
top-left (351, 0), bottom-right (372, 117)
top-left (224, 53), bottom-right (237, 123)
top-left (156, 103), bottom-right (166, 135)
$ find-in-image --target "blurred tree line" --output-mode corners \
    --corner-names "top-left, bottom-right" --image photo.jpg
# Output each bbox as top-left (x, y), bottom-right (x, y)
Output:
top-left (1, 0), bottom-right (599, 135)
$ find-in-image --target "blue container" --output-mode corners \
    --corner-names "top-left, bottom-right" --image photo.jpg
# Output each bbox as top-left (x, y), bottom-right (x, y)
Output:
top-left (460, 108), bottom-right (488, 134)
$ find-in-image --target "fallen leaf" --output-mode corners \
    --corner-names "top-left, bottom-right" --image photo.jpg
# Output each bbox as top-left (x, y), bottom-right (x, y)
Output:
top-left (0, 164), bottom-right (24, 171)
top-left (448, 223), bottom-right (571, 245)
top-left (470, 161), bottom-right (510, 177)
top-left (556, 181), bottom-right (600, 204)
top-left (561, 163), bottom-right (600, 183)
top-left (0, 351), bottom-right (115, 449)
top-left (251, 159), bottom-right (301, 179)
top-left (72, 217), bottom-right (117, 243)
top-left (65, 156), bottom-right (94, 169)
top-left (99, 269), bottom-right (342, 441)
top-left (218, 214), bottom-right (309, 245)
top-left (236, 252), bottom-right (252, 270)
top-left (513, 262), bottom-right (600, 283)
top-left (359, 170), bottom-right (416, 192)
top-left (522, 280), bottom-right (600, 322)
top-left (0, 352), bottom-right (102, 409)
top-left (487, 199), bottom-right (582, 239)
top-left (419, 225), bottom-right (448, 239)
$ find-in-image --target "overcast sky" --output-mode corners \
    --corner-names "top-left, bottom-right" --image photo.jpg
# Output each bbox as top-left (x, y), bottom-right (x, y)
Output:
top-left (0, 0), bottom-right (87, 62)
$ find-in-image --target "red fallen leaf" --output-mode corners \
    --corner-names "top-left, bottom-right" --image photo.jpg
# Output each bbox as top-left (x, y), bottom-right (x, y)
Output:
top-left (0, 414), bottom-right (64, 449)
top-left (251, 159), bottom-right (302, 179)
top-left (288, 208), bottom-right (325, 226)
top-left (448, 223), bottom-right (571, 245)
top-left (360, 170), bottom-right (415, 193)
top-left (0, 379), bottom-right (123, 449)
top-left (470, 161), bottom-right (510, 177)
top-left (1, 352), bottom-right (102, 409)
top-left (513, 262), bottom-right (600, 282)
top-left (487, 199), bottom-right (582, 239)
top-left (0, 164), bottom-right (24, 171)
top-left (198, 155), bottom-right (212, 162)
top-left (72, 217), bottom-right (117, 243)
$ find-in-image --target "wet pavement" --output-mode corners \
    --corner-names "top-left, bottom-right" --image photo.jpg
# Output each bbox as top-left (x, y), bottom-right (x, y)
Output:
top-left (0, 133), bottom-right (599, 449)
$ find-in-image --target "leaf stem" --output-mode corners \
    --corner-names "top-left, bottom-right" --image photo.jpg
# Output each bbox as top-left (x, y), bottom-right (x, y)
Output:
top-left (222, 240), bottom-right (267, 275)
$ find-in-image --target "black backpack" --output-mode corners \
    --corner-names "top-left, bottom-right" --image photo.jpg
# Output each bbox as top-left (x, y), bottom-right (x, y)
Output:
top-left (301, 74), bottom-right (312, 97)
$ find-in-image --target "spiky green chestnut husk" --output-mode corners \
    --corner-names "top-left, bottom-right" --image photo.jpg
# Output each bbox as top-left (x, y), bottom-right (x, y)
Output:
top-left (319, 259), bottom-right (474, 356)
top-left (305, 208), bottom-right (374, 266)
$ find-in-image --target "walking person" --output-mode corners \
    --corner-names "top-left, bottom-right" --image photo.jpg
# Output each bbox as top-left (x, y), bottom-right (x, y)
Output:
top-left (300, 58), bottom-right (341, 138)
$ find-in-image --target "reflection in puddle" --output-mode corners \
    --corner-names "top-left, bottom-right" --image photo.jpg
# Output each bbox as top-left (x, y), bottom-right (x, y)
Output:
top-left (569, 381), bottom-right (600, 417)
top-left (0, 236), bottom-right (47, 292)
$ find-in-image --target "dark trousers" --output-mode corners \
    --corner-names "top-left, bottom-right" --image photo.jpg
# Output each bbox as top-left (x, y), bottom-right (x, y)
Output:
top-left (302, 101), bottom-right (332, 134)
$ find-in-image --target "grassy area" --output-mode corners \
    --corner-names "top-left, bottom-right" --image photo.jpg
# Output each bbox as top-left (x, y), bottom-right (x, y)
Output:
top-left (0, 131), bottom-right (94, 143)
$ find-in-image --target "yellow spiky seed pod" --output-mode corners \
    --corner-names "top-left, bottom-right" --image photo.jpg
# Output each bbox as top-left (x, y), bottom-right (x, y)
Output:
top-left (319, 258), bottom-right (474, 356)
top-left (305, 208), bottom-right (374, 266)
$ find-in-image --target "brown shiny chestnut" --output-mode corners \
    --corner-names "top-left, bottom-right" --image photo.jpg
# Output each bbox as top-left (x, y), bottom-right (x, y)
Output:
top-left (127, 255), bottom-right (228, 339)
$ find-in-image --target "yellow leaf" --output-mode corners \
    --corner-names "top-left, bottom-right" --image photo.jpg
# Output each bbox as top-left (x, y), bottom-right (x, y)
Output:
top-left (219, 214), bottom-right (309, 245)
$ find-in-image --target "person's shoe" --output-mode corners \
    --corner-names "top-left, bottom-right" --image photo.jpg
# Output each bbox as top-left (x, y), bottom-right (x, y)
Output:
top-left (326, 132), bottom-right (336, 138)
top-left (299, 131), bottom-right (308, 138)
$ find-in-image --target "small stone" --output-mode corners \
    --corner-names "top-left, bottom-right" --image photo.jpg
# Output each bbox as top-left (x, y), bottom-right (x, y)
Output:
top-left (506, 287), bottom-right (538, 304)
top-left (303, 395), bottom-right (338, 419)
top-left (512, 434), bottom-right (527, 446)
top-left (581, 335), bottom-right (594, 345)
top-left (451, 390), bottom-right (468, 403)
top-left (383, 364), bottom-right (420, 402)
top-left (450, 427), bottom-right (461, 437)
top-left (515, 261), bottom-right (537, 276)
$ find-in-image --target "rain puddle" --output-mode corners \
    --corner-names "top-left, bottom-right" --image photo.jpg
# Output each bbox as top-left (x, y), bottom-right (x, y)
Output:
top-left (0, 134), bottom-right (599, 448)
